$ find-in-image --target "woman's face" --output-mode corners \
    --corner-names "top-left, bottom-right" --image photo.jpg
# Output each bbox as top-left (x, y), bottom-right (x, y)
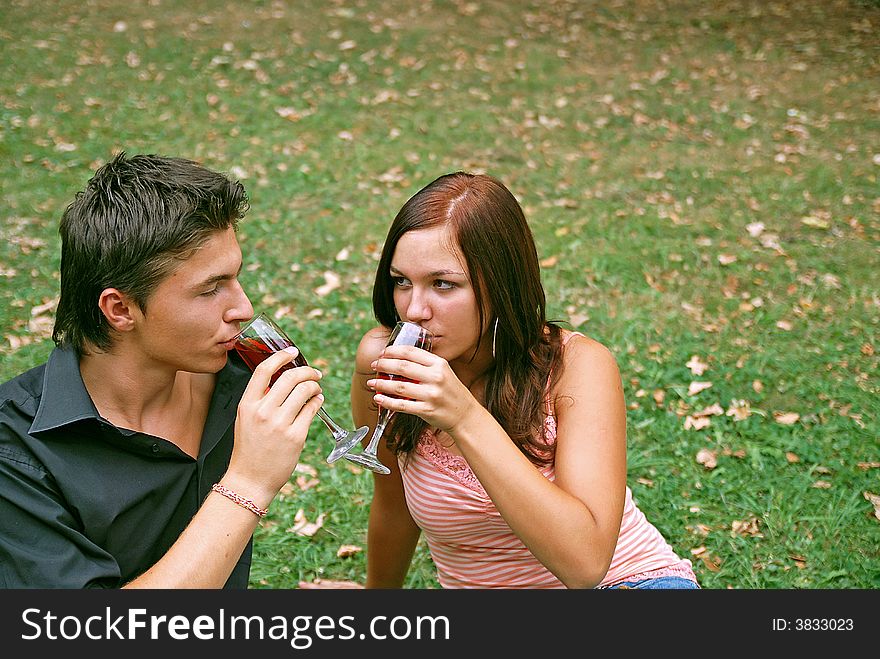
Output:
top-left (390, 225), bottom-right (490, 366)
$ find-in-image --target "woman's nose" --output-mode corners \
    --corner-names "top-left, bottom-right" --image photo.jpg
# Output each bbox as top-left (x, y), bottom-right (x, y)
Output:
top-left (403, 289), bottom-right (432, 323)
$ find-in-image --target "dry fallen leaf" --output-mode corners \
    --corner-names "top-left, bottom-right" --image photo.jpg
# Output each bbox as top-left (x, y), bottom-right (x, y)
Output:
top-left (298, 579), bottom-right (364, 589)
top-left (286, 509), bottom-right (326, 536)
top-left (691, 546), bottom-right (722, 572)
top-left (295, 475), bottom-right (320, 491)
top-left (687, 523), bottom-right (711, 537)
top-left (688, 381), bottom-right (713, 396)
top-left (27, 315), bottom-right (54, 338)
top-left (31, 298), bottom-right (58, 315)
top-left (686, 355), bottom-right (709, 376)
top-left (685, 415), bottom-right (711, 431)
top-left (336, 544), bottom-right (362, 558)
top-left (801, 215), bottom-right (830, 230)
top-left (731, 517), bottom-right (762, 537)
top-left (314, 271), bottom-right (342, 297)
top-left (726, 399), bottom-right (752, 421)
top-left (693, 403), bottom-right (724, 417)
top-left (569, 312), bottom-right (589, 327)
top-left (696, 448), bottom-right (717, 469)
top-left (811, 480), bottom-right (832, 489)
top-left (864, 491), bottom-right (880, 521)
top-left (774, 411), bottom-right (800, 425)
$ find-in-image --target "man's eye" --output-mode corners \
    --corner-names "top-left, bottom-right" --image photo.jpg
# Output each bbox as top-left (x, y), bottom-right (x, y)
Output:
top-left (200, 287), bottom-right (220, 296)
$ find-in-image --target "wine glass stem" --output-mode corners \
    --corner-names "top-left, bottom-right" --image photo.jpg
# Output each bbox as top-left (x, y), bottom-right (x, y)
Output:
top-left (366, 410), bottom-right (393, 455)
top-left (316, 406), bottom-right (344, 439)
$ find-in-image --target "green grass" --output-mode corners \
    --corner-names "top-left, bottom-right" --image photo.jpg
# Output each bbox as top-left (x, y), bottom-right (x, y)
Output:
top-left (1, 0), bottom-right (877, 589)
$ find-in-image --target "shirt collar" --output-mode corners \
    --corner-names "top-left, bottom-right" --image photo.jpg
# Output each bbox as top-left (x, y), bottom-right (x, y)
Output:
top-left (30, 345), bottom-right (102, 434)
top-left (29, 345), bottom-right (252, 443)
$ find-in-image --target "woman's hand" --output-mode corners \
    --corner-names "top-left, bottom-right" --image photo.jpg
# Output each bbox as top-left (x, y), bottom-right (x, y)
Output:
top-left (368, 344), bottom-right (479, 434)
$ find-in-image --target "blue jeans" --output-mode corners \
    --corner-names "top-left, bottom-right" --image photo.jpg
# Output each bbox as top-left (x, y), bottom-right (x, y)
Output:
top-left (605, 576), bottom-right (700, 589)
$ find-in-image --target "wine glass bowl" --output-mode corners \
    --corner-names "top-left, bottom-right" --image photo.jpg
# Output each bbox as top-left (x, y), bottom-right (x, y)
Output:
top-left (344, 321), bottom-right (433, 475)
top-left (233, 313), bottom-right (368, 464)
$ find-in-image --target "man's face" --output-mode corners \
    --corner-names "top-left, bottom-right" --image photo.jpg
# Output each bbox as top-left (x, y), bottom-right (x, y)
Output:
top-left (130, 226), bottom-right (254, 374)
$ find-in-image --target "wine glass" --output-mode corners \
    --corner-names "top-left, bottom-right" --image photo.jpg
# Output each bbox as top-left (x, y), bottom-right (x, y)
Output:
top-left (344, 321), bottom-right (433, 475)
top-left (233, 313), bottom-right (369, 463)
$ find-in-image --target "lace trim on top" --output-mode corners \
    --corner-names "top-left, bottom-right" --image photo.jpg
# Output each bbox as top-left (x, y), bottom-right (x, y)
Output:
top-left (415, 430), bottom-right (486, 494)
top-left (415, 425), bottom-right (556, 495)
top-left (412, 331), bottom-right (581, 492)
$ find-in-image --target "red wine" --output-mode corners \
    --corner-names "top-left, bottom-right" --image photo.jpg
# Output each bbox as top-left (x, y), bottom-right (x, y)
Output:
top-left (235, 337), bottom-right (308, 386)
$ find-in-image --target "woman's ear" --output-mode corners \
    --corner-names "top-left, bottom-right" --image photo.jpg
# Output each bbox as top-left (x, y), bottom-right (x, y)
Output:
top-left (97, 288), bottom-right (137, 333)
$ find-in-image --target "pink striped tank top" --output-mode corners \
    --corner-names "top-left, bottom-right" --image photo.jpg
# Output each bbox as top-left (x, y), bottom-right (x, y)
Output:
top-left (399, 332), bottom-right (696, 588)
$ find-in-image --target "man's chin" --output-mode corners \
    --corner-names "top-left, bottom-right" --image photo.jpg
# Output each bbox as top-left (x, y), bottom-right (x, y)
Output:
top-left (186, 351), bottom-right (229, 374)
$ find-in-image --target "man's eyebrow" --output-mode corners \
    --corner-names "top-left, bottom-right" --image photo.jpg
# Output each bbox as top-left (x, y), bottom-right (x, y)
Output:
top-left (389, 265), bottom-right (465, 277)
top-left (194, 263), bottom-right (243, 288)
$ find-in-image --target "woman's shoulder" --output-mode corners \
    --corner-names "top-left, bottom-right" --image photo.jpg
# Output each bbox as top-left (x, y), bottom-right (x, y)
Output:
top-left (557, 328), bottom-right (620, 378)
top-left (552, 329), bottom-right (624, 416)
top-left (354, 325), bottom-right (394, 373)
top-left (558, 327), bottom-right (610, 352)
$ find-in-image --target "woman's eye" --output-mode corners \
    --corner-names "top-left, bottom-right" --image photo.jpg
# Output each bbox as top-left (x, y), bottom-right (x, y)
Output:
top-left (392, 276), bottom-right (411, 287)
top-left (435, 280), bottom-right (454, 290)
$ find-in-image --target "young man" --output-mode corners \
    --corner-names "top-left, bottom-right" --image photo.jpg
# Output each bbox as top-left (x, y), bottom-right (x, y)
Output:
top-left (0, 153), bottom-right (323, 588)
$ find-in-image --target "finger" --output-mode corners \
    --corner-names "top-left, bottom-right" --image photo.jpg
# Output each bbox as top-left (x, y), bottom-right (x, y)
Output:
top-left (371, 357), bottom-right (429, 383)
top-left (241, 347), bottom-right (299, 401)
top-left (369, 376), bottom-right (418, 400)
top-left (287, 389), bottom-right (326, 439)
top-left (277, 379), bottom-right (323, 420)
top-left (373, 391), bottom-right (415, 415)
top-left (262, 364), bottom-right (322, 407)
top-left (378, 344), bottom-right (434, 365)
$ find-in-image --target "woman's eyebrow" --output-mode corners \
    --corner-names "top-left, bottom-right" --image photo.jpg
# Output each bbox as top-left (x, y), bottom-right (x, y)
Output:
top-left (390, 265), bottom-right (465, 277)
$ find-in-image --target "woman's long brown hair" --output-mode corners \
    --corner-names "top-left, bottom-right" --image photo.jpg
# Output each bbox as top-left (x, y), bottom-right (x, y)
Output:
top-left (372, 172), bottom-right (564, 466)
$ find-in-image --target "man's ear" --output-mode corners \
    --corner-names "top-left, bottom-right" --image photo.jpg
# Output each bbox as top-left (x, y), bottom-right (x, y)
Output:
top-left (97, 288), bottom-right (139, 333)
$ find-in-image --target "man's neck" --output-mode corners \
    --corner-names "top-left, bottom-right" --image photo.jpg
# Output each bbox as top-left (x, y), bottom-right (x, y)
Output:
top-left (78, 344), bottom-right (212, 447)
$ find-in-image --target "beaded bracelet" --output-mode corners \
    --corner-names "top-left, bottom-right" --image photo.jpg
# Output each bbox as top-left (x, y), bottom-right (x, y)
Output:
top-left (211, 483), bottom-right (268, 518)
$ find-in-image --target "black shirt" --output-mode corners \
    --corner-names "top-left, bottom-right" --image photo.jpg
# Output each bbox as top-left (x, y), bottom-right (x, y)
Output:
top-left (0, 346), bottom-right (251, 588)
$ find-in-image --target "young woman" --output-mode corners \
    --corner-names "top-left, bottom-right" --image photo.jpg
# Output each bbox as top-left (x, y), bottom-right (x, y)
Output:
top-left (351, 172), bottom-right (699, 589)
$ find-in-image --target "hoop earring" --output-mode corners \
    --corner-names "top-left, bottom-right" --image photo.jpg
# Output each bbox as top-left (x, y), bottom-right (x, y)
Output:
top-left (492, 317), bottom-right (499, 359)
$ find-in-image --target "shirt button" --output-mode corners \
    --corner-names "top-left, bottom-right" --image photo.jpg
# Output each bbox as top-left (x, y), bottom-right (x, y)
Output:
top-left (151, 443), bottom-right (160, 453)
